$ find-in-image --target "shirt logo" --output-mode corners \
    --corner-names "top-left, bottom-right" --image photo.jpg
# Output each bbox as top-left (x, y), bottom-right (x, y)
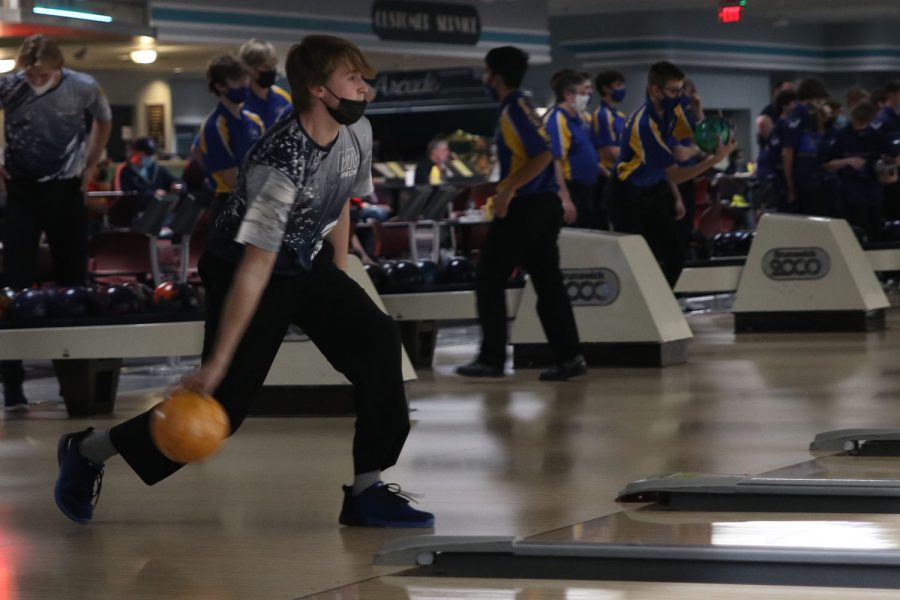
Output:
top-left (338, 147), bottom-right (360, 179)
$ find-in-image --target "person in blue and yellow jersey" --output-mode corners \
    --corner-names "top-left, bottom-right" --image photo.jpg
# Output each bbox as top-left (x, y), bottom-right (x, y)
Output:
top-left (238, 38), bottom-right (293, 128)
top-left (591, 69), bottom-right (628, 229)
top-left (873, 82), bottom-right (900, 220)
top-left (544, 69), bottom-right (594, 228)
top-left (198, 54), bottom-right (264, 221)
top-left (782, 76), bottom-right (830, 216)
top-left (605, 61), bottom-right (734, 287)
top-left (456, 46), bottom-right (585, 382)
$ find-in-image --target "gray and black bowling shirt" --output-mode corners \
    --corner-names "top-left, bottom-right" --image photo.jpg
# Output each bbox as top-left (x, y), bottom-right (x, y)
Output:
top-left (0, 68), bottom-right (111, 181)
top-left (209, 111), bottom-right (373, 274)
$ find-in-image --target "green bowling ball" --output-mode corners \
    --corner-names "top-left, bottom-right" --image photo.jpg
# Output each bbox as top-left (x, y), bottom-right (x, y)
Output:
top-left (694, 115), bottom-right (733, 154)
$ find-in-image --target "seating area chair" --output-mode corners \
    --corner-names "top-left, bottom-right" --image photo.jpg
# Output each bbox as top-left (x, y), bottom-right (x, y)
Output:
top-left (87, 231), bottom-right (158, 285)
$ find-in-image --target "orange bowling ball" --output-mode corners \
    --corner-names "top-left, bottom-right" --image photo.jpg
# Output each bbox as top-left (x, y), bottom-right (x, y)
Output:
top-left (149, 389), bottom-right (230, 463)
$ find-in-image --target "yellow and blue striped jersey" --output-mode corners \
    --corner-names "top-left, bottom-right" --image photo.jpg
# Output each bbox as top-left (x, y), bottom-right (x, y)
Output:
top-left (199, 102), bottom-right (265, 194)
top-left (243, 84), bottom-right (293, 129)
top-left (495, 90), bottom-right (557, 197)
top-left (545, 104), bottom-right (599, 186)
top-left (591, 101), bottom-right (627, 171)
top-left (616, 99), bottom-right (694, 187)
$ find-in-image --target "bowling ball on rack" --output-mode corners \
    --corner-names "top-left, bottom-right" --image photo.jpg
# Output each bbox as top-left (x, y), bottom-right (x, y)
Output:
top-left (11, 288), bottom-right (50, 321)
top-left (415, 259), bottom-right (441, 286)
top-left (127, 282), bottom-right (155, 312)
top-left (152, 281), bottom-right (201, 313)
top-left (0, 287), bottom-right (15, 320)
top-left (881, 220), bottom-right (900, 243)
top-left (48, 286), bottom-right (91, 318)
top-left (711, 232), bottom-right (738, 257)
top-left (149, 388), bottom-right (230, 463)
top-left (732, 230), bottom-right (755, 255)
top-left (83, 284), bottom-right (107, 316)
top-left (694, 115), bottom-right (733, 154)
top-left (386, 260), bottom-right (423, 289)
top-left (104, 284), bottom-right (144, 316)
top-left (379, 259), bottom-right (398, 277)
top-left (363, 262), bottom-right (388, 291)
top-left (443, 256), bottom-right (476, 284)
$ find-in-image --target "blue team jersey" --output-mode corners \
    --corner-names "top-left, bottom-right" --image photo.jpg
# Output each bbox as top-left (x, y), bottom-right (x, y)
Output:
top-left (242, 85), bottom-right (293, 129)
top-left (873, 106), bottom-right (900, 142)
top-left (783, 103), bottom-right (823, 190)
top-left (199, 103), bottom-right (265, 194)
top-left (544, 104), bottom-right (599, 186)
top-left (495, 90), bottom-right (557, 197)
top-left (591, 101), bottom-right (627, 171)
top-left (823, 124), bottom-right (892, 183)
top-left (0, 68), bottom-right (111, 180)
top-left (766, 117), bottom-right (789, 188)
top-left (616, 99), bottom-right (694, 187)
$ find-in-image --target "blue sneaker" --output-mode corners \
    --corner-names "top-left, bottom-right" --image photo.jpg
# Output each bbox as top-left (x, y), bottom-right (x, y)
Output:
top-left (339, 482), bottom-right (435, 528)
top-left (3, 383), bottom-right (27, 412)
top-left (54, 427), bottom-right (104, 524)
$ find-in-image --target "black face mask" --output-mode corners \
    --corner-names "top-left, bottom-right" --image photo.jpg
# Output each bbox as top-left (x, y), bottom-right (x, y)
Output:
top-left (323, 86), bottom-right (367, 125)
top-left (256, 70), bottom-right (277, 88)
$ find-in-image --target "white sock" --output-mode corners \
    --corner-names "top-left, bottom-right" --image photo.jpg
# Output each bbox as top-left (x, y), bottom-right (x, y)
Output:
top-left (78, 429), bottom-right (118, 465)
top-left (352, 471), bottom-right (381, 496)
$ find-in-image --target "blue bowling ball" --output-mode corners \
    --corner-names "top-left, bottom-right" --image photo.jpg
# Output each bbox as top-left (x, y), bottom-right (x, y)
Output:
top-left (11, 288), bottom-right (50, 320)
top-left (415, 259), bottom-right (441, 286)
top-left (104, 284), bottom-right (144, 316)
top-left (48, 286), bottom-right (91, 318)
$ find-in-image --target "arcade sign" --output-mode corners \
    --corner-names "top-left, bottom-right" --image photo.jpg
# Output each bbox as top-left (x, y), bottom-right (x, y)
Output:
top-left (372, 0), bottom-right (481, 45)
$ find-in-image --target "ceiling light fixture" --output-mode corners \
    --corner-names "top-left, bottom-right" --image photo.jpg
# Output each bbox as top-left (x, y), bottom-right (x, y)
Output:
top-left (33, 6), bottom-right (113, 22)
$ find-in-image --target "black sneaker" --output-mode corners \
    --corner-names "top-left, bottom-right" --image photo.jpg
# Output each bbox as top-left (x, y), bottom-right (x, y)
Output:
top-left (339, 482), bottom-right (435, 528)
top-left (455, 361), bottom-right (504, 378)
top-left (539, 355), bottom-right (587, 381)
top-left (54, 428), bottom-right (105, 524)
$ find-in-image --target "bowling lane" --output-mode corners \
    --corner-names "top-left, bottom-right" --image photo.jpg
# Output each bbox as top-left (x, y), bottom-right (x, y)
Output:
top-left (305, 575), bottom-right (900, 599)
top-left (528, 508), bottom-right (900, 550)
top-left (758, 456), bottom-right (900, 483)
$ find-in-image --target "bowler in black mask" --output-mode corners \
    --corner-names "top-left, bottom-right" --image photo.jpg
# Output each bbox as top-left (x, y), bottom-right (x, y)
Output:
top-left (53, 35), bottom-right (435, 531)
top-left (239, 37), bottom-right (293, 128)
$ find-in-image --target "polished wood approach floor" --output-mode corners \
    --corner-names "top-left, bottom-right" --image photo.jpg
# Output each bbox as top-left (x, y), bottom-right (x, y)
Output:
top-left (306, 576), bottom-right (900, 599)
top-left (4, 309), bottom-right (900, 598)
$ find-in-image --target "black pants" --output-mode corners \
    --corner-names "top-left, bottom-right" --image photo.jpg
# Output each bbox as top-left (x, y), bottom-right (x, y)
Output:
top-left (676, 179), bottom-right (696, 268)
top-left (109, 243), bottom-right (410, 485)
top-left (592, 175), bottom-right (610, 230)
top-left (476, 192), bottom-right (581, 368)
top-left (1, 177), bottom-right (87, 387)
top-left (606, 177), bottom-right (683, 288)
top-left (566, 180), bottom-right (594, 229)
top-left (842, 179), bottom-right (883, 243)
top-left (796, 182), bottom-right (832, 217)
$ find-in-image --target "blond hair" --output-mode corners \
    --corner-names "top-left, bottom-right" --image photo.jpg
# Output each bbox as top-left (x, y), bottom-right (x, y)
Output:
top-left (238, 38), bottom-right (277, 69)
